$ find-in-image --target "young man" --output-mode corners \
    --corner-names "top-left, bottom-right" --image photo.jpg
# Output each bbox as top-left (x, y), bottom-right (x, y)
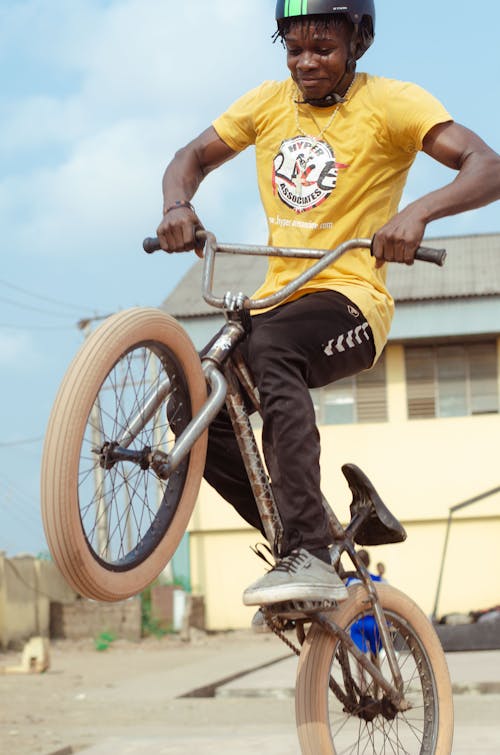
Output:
top-left (156, 1), bottom-right (500, 608)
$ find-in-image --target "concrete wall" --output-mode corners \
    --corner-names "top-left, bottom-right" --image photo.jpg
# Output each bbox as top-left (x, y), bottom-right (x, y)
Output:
top-left (0, 555), bottom-right (75, 648)
top-left (50, 597), bottom-right (141, 642)
top-left (0, 555), bottom-right (143, 646)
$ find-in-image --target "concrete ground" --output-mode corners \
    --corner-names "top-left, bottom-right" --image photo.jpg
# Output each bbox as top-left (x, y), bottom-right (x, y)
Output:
top-left (1, 629), bottom-right (499, 754)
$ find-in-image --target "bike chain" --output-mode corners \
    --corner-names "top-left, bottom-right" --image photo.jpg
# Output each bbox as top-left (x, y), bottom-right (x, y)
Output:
top-left (263, 610), bottom-right (304, 656)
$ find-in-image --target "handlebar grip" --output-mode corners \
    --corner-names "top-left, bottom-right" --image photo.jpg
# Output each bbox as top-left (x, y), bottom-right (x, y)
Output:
top-left (142, 233), bottom-right (205, 254)
top-left (370, 237), bottom-right (447, 267)
top-left (415, 245), bottom-right (447, 266)
top-left (143, 237), bottom-right (161, 254)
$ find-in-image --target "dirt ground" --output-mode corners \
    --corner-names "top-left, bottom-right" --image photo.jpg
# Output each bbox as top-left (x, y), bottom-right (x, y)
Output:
top-left (3, 631), bottom-right (500, 755)
top-left (0, 630), bottom-right (297, 755)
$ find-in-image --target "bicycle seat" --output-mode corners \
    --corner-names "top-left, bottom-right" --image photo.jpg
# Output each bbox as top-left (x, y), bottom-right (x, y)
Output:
top-left (342, 463), bottom-right (407, 546)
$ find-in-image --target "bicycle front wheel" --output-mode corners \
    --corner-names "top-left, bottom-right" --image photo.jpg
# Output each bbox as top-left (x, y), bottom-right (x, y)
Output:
top-left (296, 583), bottom-right (453, 754)
top-left (41, 307), bottom-right (207, 601)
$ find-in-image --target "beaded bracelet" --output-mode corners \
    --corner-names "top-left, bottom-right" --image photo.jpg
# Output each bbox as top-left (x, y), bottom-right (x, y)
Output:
top-left (162, 200), bottom-right (195, 216)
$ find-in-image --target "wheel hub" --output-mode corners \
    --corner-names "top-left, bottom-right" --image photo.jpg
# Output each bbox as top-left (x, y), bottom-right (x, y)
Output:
top-left (94, 441), bottom-right (152, 471)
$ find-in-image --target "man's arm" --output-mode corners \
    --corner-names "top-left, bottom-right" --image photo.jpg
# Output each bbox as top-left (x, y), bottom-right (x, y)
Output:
top-left (372, 122), bottom-right (500, 265)
top-left (157, 126), bottom-right (237, 253)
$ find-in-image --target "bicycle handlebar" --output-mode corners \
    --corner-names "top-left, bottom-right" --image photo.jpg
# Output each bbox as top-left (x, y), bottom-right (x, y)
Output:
top-left (142, 231), bottom-right (447, 311)
top-left (398, 244), bottom-right (447, 266)
top-left (142, 233), bottom-right (447, 267)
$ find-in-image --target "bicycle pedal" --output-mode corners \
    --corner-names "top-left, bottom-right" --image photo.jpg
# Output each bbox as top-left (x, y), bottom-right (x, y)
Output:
top-left (295, 598), bottom-right (339, 614)
top-left (266, 599), bottom-right (338, 620)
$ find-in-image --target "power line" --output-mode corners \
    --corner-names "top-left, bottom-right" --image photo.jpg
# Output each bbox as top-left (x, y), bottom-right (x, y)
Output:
top-left (0, 294), bottom-right (82, 319)
top-left (0, 474), bottom-right (44, 535)
top-left (0, 323), bottom-right (76, 331)
top-left (0, 276), bottom-right (88, 314)
top-left (0, 472), bottom-right (40, 504)
top-left (0, 435), bottom-right (44, 447)
top-left (3, 559), bottom-right (64, 602)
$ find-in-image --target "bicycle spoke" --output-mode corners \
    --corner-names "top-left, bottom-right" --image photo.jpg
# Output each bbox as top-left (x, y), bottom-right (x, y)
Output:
top-left (76, 340), bottom-right (191, 568)
top-left (323, 609), bottom-right (438, 753)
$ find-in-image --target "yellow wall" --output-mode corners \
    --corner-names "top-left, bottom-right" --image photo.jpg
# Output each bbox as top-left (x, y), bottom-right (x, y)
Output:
top-left (187, 342), bottom-right (500, 630)
top-left (189, 529), bottom-right (267, 629)
top-left (378, 517), bottom-right (500, 617)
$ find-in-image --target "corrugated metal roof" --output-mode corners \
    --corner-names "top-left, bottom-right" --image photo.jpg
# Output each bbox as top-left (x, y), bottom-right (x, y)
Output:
top-left (388, 233), bottom-right (500, 302)
top-left (162, 251), bottom-right (268, 318)
top-left (161, 233), bottom-right (500, 317)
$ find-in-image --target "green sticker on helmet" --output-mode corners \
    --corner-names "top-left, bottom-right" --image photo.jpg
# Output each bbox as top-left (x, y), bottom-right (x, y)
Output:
top-left (284, 0), bottom-right (308, 16)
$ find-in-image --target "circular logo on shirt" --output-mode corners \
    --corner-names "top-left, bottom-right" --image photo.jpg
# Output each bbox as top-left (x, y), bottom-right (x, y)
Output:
top-left (272, 136), bottom-right (346, 214)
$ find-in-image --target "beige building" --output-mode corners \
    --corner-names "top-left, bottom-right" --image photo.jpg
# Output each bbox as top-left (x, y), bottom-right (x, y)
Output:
top-left (162, 233), bottom-right (500, 631)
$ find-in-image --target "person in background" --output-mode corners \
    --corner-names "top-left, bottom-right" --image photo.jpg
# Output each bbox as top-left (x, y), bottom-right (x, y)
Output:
top-left (348, 549), bottom-right (384, 655)
top-left (376, 561), bottom-right (386, 581)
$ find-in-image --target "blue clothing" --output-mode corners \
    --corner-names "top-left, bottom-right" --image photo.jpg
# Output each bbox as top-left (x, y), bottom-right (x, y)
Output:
top-left (347, 572), bottom-right (383, 654)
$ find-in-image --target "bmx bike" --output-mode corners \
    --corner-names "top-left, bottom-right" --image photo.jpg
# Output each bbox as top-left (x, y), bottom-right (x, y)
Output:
top-left (41, 231), bottom-right (453, 753)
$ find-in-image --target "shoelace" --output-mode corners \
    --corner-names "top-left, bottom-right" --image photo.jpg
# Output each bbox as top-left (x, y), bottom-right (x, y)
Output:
top-left (272, 549), bottom-right (310, 575)
top-left (250, 542), bottom-right (275, 568)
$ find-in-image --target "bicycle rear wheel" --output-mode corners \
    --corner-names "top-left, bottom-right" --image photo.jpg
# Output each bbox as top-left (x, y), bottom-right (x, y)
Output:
top-left (41, 307), bottom-right (207, 601)
top-left (296, 583), bottom-right (453, 754)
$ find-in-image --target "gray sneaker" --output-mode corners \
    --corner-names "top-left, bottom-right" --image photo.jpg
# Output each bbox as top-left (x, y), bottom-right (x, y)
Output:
top-left (243, 548), bottom-right (348, 606)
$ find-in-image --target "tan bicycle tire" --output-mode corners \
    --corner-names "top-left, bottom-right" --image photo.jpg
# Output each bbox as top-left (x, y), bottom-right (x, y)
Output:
top-left (296, 583), bottom-right (454, 754)
top-left (41, 307), bottom-right (207, 601)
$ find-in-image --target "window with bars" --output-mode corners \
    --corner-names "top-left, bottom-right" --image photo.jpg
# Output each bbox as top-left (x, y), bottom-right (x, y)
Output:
top-left (405, 342), bottom-right (499, 419)
top-left (311, 352), bottom-right (388, 425)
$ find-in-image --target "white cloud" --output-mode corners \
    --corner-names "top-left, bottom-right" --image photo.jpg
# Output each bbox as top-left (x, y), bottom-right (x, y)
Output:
top-left (0, 331), bottom-right (33, 366)
top-left (0, 0), bottom-right (280, 268)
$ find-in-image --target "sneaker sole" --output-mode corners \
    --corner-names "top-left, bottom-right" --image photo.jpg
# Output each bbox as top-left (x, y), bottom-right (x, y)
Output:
top-left (267, 600), bottom-right (338, 620)
top-left (243, 583), bottom-right (348, 607)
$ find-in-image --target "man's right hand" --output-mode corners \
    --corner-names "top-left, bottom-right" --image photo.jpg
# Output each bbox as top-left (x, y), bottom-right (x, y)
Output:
top-left (156, 204), bottom-right (205, 258)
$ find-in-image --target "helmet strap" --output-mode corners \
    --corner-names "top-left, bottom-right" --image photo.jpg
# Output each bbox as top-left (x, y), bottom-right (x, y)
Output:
top-left (299, 68), bottom-right (355, 107)
top-left (299, 23), bottom-right (359, 108)
top-left (346, 58), bottom-right (356, 74)
top-left (346, 24), bottom-right (360, 73)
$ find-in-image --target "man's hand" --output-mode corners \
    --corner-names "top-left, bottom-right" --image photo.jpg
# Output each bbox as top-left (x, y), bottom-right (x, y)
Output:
top-left (372, 209), bottom-right (427, 268)
top-left (156, 205), bottom-right (205, 258)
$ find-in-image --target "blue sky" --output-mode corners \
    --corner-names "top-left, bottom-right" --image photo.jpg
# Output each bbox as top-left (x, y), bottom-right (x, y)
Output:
top-left (1, 0), bottom-right (499, 556)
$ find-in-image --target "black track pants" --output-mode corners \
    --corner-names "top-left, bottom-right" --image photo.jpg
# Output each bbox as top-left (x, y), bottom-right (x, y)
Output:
top-left (203, 290), bottom-right (376, 556)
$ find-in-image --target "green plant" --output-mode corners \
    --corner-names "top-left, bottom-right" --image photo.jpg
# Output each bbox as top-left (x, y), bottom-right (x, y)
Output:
top-left (140, 587), bottom-right (171, 637)
top-left (94, 631), bottom-right (116, 651)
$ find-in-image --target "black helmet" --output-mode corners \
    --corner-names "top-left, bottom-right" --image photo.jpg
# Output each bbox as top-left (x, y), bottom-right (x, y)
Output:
top-left (275, 0), bottom-right (375, 59)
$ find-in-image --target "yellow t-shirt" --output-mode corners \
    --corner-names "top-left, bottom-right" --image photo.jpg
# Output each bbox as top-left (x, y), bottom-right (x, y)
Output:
top-left (212, 73), bottom-right (452, 357)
